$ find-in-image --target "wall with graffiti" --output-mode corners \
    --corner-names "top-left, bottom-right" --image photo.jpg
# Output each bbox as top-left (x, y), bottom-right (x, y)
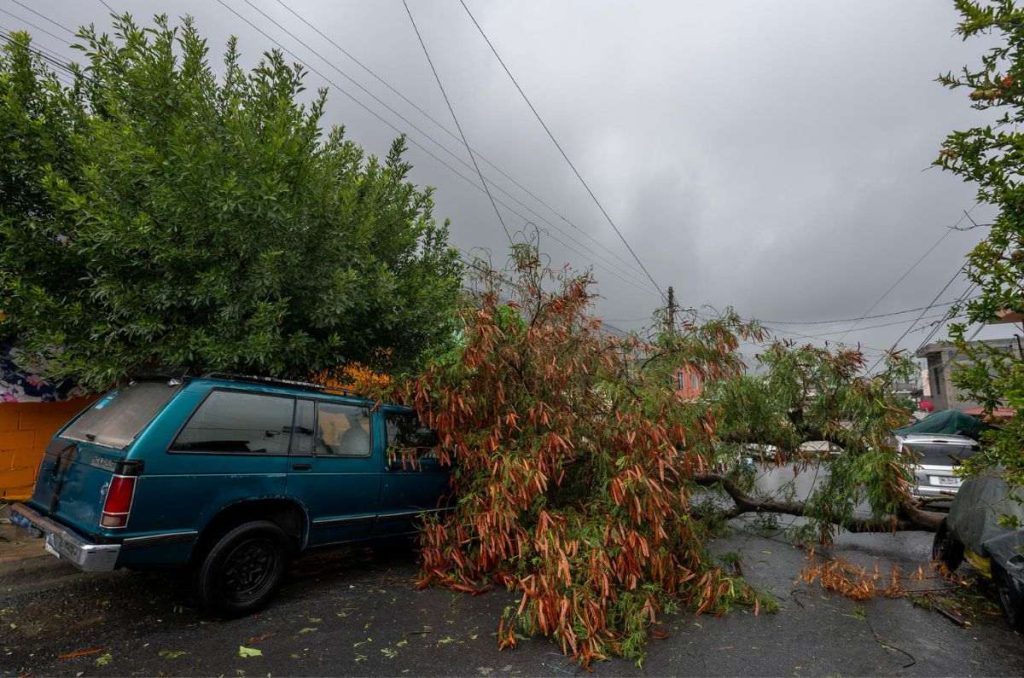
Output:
top-left (0, 339), bottom-right (95, 500)
top-left (1, 339), bottom-right (87, 403)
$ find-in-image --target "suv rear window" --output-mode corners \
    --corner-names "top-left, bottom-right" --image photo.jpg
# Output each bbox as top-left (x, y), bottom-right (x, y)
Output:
top-left (64, 382), bottom-right (179, 450)
top-left (905, 442), bottom-right (978, 466)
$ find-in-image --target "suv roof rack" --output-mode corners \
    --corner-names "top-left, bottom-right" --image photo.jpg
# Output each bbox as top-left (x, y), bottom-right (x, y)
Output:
top-left (201, 372), bottom-right (359, 397)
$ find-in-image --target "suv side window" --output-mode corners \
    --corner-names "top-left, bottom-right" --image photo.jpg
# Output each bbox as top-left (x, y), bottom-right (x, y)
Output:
top-left (385, 412), bottom-right (440, 463)
top-left (171, 391), bottom-right (294, 454)
top-left (316, 402), bottom-right (371, 457)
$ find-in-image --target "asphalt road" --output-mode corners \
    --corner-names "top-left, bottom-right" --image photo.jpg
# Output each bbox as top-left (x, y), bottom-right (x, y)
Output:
top-left (2, 518), bottom-right (1022, 677)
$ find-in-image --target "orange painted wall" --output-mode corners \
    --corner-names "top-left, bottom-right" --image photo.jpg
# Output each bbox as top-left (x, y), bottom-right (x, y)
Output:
top-left (0, 398), bottom-right (95, 501)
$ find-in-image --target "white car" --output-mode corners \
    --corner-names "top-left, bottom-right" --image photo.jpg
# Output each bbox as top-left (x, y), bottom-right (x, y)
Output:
top-left (896, 433), bottom-right (980, 499)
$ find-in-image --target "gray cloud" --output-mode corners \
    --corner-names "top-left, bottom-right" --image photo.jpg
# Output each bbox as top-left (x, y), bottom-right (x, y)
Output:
top-left (7, 0), bottom-right (1012, 360)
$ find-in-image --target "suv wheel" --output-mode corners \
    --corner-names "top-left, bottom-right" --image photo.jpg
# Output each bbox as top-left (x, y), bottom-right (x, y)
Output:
top-left (993, 563), bottom-right (1024, 632)
top-left (195, 520), bottom-right (289, 616)
top-left (932, 519), bottom-right (964, 573)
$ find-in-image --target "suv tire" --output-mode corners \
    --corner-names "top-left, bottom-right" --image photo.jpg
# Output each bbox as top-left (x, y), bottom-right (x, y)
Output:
top-left (993, 563), bottom-right (1024, 632)
top-left (932, 519), bottom-right (964, 573)
top-left (194, 520), bottom-right (289, 616)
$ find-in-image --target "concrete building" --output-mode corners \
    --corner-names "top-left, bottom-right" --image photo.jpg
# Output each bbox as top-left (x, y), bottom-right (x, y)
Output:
top-left (916, 337), bottom-right (1021, 411)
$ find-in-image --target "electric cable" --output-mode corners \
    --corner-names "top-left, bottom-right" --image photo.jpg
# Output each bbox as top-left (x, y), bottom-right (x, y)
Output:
top-left (836, 206), bottom-right (976, 343)
top-left (208, 0), bottom-right (656, 295)
top-left (228, 0), bottom-right (658, 294)
top-left (459, 0), bottom-right (666, 302)
top-left (266, 0), bottom-right (653, 285)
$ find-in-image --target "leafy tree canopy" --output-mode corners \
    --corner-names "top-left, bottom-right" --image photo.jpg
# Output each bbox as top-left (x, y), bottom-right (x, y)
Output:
top-left (936, 0), bottom-right (1024, 485)
top-left (0, 15), bottom-right (461, 388)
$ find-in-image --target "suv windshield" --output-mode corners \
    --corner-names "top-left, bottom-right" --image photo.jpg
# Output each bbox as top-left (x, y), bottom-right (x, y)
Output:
top-left (904, 441), bottom-right (978, 466)
top-left (64, 381), bottom-right (179, 450)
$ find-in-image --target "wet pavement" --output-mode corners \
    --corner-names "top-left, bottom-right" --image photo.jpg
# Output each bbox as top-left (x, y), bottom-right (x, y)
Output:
top-left (1, 515), bottom-right (1022, 677)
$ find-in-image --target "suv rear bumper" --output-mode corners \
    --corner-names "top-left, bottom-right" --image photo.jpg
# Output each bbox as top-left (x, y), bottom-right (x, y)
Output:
top-left (10, 503), bottom-right (120, 572)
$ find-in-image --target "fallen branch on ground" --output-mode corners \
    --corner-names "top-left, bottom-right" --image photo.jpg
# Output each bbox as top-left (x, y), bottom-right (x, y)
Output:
top-left (692, 473), bottom-right (944, 532)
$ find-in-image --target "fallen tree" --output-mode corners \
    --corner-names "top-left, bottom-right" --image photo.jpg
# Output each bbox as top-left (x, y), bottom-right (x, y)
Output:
top-left (397, 244), bottom-right (944, 667)
top-left (692, 473), bottom-right (944, 533)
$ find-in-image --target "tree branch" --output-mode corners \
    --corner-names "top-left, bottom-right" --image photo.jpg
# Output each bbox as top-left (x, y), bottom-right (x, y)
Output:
top-left (692, 473), bottom-right (943, 533)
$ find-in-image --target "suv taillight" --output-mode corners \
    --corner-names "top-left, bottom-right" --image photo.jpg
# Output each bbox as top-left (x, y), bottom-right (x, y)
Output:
top-left (101, 475), bottom-right (137, 528)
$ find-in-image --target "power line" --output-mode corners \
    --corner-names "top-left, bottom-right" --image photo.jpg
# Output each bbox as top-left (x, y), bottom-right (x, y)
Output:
top-left (0, 7), bottom-right (73, 46)
top-left (29, 10), bottom-right (655, 299)
top-left (266, 0), bottom-right (652, 286)
top-left (763, 310), bottom-right (964, 339)
top-left (227, 0), bottom-right (659, 294)
top-left (754, 299), bottom-right (966, 326)
top-left (865, 263), bottom-right (966, 374)
top-left (0, 27), bottom-right (78, 83)
top-left (9, 0), bottom-right (74, 35)
top-left (23, 0), bottom-right (664, 296)
top-left (401, 0), bottom-right (513, 245)
top-left (764, 324), bottom-right (891, 354)
top-left (1, 10), bottom-right (659, 309)
top-left (913, 282), bottom-right (977, 352)
top-left (458, 0), bottom-right (667, 303)
top-left (836, 206), bottom-right (976, 343)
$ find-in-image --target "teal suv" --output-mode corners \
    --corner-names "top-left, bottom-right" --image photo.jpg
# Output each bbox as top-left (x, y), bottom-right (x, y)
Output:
top-left (11, 375), bottom-right (451, 614)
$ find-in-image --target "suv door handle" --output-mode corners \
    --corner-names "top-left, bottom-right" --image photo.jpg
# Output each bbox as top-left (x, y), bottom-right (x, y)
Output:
top-left (291, 463), bottom-right (312, 471)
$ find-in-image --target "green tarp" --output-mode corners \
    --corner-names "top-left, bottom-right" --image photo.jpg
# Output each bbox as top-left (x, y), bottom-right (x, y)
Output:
top-left (894, 409), bottom-right (988, 440)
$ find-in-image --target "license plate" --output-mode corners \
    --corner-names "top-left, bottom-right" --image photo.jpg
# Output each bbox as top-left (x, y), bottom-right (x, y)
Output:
top-left (932, 476), bottom-right (961, 487)
top-left (44, 532), bottom-right (65, 559)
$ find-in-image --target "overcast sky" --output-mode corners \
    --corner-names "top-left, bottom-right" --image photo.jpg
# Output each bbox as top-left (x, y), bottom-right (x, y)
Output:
top-left (5, 0), bottom-right (1016, 367)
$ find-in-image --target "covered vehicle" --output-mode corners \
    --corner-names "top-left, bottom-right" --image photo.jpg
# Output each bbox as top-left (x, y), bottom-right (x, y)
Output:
top-left (896, 433), bottom-right (979, 499)
top-left (895, 409), bottom-right (988, 440)
top-left (932, 472), bottom-right (1024, 630)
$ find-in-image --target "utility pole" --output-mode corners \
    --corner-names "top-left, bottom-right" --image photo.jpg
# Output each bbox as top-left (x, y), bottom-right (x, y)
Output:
top-left (666, 286), bottom-right (678, 336)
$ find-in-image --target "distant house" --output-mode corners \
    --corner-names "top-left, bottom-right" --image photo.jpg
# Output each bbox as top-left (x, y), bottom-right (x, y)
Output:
top-left (674, 366), bottom-right (704, 400)
top-left (916, 338), bottom-right (1021, 412)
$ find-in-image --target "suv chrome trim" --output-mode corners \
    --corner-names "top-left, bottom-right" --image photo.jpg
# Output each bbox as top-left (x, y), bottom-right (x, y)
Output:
top-left (10, 503), bottom-right (120, 572)
top-left (121, 530), bottom-right (199, 548)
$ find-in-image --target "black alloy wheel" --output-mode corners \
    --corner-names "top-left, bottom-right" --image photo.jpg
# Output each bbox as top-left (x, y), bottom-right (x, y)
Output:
top-left (219, 535), bottom-right (280, 603)
top-left (195, 520), bottom-right (290, 615)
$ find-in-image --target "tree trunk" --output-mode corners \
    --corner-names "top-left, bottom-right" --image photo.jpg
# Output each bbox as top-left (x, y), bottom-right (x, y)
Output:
top-left (692, 473), bottom-right (944, 533)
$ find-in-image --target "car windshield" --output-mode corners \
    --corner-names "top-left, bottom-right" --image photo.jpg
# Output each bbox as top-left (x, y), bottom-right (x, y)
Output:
top-left (63, 381), bottom-right (179, 450)
top-left (904, 441), bottom-right (978, 466)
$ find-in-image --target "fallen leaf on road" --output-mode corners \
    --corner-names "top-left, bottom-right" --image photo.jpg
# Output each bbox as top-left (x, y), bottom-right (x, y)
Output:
top-left (95, 653), bottom-right (113, 666)
top-left (354, 654), bottom-right (367, 663)
top-left (246, 633), bottom-right (273, 644)
top-left (396, 640), bottom-right (409, 648)
top-left (158, 650), bottom-right (187, 659)
top-left (298, 627), bottom-right (317, 634)
top-left (381, 648), bottom-right (398, 658)
top-left (438, 636), bottom-right (457, 645)
top-left (238, 645), bottom-right (263, 658)
top-left (307, 617), bottom-right (322, 623)
top-left (59, 647), bottom-right (106, 660)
